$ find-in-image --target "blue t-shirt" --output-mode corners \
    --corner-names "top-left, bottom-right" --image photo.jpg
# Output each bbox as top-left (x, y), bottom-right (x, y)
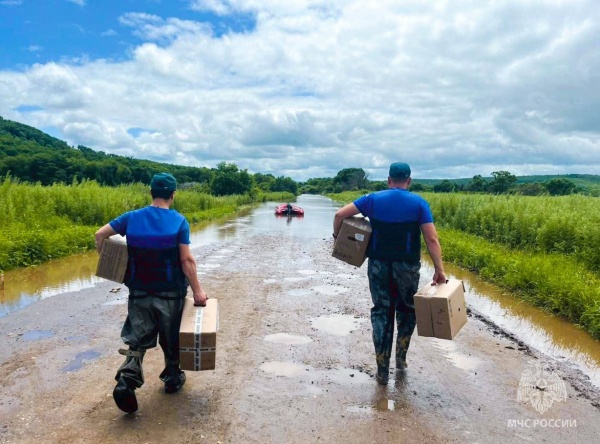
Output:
top-left (109, 206), bottom-right (190, 248)
top-left (354, 188), bottom-right (433, 262)
top-left (353, 188), bottom-right (433, 224)
top-left (109, 206), bottom-right (190, 291)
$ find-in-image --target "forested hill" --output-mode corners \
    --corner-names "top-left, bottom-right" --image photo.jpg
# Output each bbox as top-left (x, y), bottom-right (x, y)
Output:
top-left (0, 116), bottom-right (218, 187)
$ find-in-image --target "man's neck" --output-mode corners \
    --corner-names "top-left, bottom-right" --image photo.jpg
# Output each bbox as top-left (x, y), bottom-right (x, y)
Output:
top-left (151, 199), bottom-right (171, 209)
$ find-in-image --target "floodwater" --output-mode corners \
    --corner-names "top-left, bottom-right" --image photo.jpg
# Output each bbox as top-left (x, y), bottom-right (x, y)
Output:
top-left (1, 194), bottom-right (599, 386)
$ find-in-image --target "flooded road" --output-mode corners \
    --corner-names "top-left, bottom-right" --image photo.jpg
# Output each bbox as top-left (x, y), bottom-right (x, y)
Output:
top-left (2, 195), bottom-right (599, 386)
top-left (0, 194), bottom-right (599, 443)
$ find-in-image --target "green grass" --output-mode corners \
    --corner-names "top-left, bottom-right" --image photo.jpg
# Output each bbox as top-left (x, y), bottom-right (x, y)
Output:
top-left (0, 177), bottom-right (294, 271)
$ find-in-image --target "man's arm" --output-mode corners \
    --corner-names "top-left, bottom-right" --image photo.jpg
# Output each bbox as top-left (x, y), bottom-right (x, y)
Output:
top-left (179, 243), bottom-right (208, 306)
top-left (420, 222), bottom-right (447, 285)
top-left (94, 224), bottom-right (118, 254)
top-left (333, 203), bottom-right (360, 238)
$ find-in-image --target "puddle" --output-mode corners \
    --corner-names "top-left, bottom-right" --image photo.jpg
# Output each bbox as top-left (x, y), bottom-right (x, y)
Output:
top-left (62, 350), bottom-right (101, 372)
top-left (431, 339), bottom-right (481, 371)
top-left (264, 333), bottom-right (313, 345)
top-left (375, 399), bottom-right (397, 411)
top-left (284, 277), bottom-right (308, 283)
top-left (22, 330), bottom-right (55, 341)
top-left (297, 270), bottom-right (317, 275)
top-left (259, 361), bottom-right (312, 377)
top-left (304, 385), bottom-right (324, 395)
top-left (287, 289), bottom-right (313, 297)
top-left (310, 314), bottom-right (364, 336)
top-left (312, 285), bottom-right (349, 296)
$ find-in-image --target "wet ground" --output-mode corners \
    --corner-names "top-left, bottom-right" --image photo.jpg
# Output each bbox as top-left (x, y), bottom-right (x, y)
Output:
top-left (1, 195), bottom-right (599, 443)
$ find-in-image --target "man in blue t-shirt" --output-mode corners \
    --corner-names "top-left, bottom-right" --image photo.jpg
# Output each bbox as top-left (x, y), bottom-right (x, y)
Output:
top-left (95, 172), bottom-right (208, 413)
top-left (333, 162), bottom-right (446, 385)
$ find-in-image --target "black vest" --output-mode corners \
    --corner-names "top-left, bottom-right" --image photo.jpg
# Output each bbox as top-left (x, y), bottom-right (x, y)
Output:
top-left (366, 219), bottom-right (421, 263)
top-left (124, 245), bottom-right (188, 292)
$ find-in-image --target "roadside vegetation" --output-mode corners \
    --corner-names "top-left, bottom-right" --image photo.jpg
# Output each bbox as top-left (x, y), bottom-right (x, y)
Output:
top-left (329, 191), bottom-right (600, 340)
top-left (0, 177), bottom-right (293, 272)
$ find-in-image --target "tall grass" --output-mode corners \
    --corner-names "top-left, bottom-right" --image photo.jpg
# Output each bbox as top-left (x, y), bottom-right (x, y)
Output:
top-left (329, 191), bottom-right (600, 339)
top-left (0, 177), bottom-right (294, 271)
top-left (423, 193), bottom-right (600, 272)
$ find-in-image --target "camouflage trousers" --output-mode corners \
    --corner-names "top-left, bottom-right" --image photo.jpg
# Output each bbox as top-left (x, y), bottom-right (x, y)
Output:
top-left (115, 289), bottom-right (186, 388)
top-left (367, 259), bottom-right (420, 372)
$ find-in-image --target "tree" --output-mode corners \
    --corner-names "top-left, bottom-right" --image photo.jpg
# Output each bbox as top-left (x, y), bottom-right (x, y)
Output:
top-left (271, 176), bottom-right (298, 194)
top-left (433, 180), bottom-right (457, 193)
top-left (516, 182), bottom-right (546, 196)
top-left (466, 175), bottom-right (487, 192)
top-left (333, 168), bottom-right (368, 191)
top-left (488, 171), bottom-right (517, 194)
top-left (544, 178), bottom-right (577, 196)
top-left (210, 162), bottom-right (254, 196)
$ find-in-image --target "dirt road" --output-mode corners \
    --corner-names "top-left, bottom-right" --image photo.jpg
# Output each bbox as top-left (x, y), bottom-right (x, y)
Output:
top-left (1, 228), bottom-right (599, 443)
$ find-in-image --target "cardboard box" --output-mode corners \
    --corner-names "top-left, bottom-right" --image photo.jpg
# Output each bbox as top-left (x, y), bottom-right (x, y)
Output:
top-left (414, 280), bottom-right (467, 340)
top-left (179, 297), bottom-right (218, 371)
top-left (96, 236), bottom-right (128, 283)
top-left (332, 217), bottom-right (372, 267)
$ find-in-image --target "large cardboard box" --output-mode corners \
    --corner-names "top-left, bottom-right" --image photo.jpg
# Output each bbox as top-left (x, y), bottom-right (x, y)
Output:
top-left (179, 297), bottom-right (218, 371)
top-left (96, 236), bottom-right (128, 283)
top-left (332, 217), bottom-right (372, 267)
top-left (414, 280), bottom-right (467, 340)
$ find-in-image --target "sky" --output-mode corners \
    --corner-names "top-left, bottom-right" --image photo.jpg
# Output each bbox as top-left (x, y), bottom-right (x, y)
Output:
top-left (1, 0), bottom-right (599, 181)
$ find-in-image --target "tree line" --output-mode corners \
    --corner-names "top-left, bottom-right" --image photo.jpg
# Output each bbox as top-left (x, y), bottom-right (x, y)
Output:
top-left (0, 117), bottom-right (298, 196)
top-left (299, 168), bottom-right (599, 196)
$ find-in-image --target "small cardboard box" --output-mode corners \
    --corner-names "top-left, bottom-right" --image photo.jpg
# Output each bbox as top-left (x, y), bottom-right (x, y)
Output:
top-left (96, 236), bottom-right (128, 283)
top-left (179, 297), bottom-right (218, 371)
top-left (332, 217), bottom-right (372, 267)
top-left (414, 280), bottom-right (467, 340)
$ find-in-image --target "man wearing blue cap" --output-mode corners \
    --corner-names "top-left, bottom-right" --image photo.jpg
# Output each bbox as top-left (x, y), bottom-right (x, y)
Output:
top-left (333, 162), bottom-right (446, 385)
top-left (95, 172), bottom-right (208, 412)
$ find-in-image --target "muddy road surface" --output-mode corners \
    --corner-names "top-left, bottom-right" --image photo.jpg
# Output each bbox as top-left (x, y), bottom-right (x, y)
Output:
top-left (1, 196), bottom-right (599, 443)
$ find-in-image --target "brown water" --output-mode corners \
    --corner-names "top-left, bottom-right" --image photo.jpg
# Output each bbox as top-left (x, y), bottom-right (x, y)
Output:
top-left (1, 194), bottom-right (598, 387)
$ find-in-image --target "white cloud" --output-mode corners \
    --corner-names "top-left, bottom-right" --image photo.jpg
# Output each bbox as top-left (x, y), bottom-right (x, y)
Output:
top-left (66, 0), bottom-right (86, 5)
top-left (1, 0), bottom-right (600, 180)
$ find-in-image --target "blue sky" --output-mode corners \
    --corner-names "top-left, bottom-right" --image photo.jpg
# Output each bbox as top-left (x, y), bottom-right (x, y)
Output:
top-left (1, 0), bottom-right (599, 181)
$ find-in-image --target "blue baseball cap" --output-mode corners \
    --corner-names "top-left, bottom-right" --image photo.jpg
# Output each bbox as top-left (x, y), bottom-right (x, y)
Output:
top-left (389, 162), bottom-right (411, 179)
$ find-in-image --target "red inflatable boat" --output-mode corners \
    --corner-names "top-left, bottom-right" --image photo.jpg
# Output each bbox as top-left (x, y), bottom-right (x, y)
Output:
top-left (274, 203), bottom-right (304, 216)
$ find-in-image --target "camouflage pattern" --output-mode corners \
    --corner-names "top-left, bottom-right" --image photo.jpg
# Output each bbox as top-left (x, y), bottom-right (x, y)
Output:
top-left (367, 259), bottom-right (420, 373)
top-left (116, 290), bottom-right (185, 388)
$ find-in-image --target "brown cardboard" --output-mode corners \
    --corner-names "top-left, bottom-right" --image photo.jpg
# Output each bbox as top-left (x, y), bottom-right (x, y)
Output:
top-left (96, 236), bottom-right (128, 283)
top-left (414, 280), bottom-right (467, 340)
top-left (332, 217), bottom-right (372, 267)
top-left (179, 297), bottom-right (218, 371)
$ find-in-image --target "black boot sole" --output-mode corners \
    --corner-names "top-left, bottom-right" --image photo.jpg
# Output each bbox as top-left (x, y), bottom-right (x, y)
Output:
top-left (165, 372), bottom-right (186, 394)
top-left (113, 383), bottom-right (138, 413)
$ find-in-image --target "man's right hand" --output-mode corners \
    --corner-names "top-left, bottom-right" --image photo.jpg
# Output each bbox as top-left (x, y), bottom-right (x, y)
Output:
top-left (193, 289), bottom-right (208, 306)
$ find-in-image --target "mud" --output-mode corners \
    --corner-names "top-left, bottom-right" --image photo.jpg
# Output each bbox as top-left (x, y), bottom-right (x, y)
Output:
top-left (1, 228), bottom-right (599, 443)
